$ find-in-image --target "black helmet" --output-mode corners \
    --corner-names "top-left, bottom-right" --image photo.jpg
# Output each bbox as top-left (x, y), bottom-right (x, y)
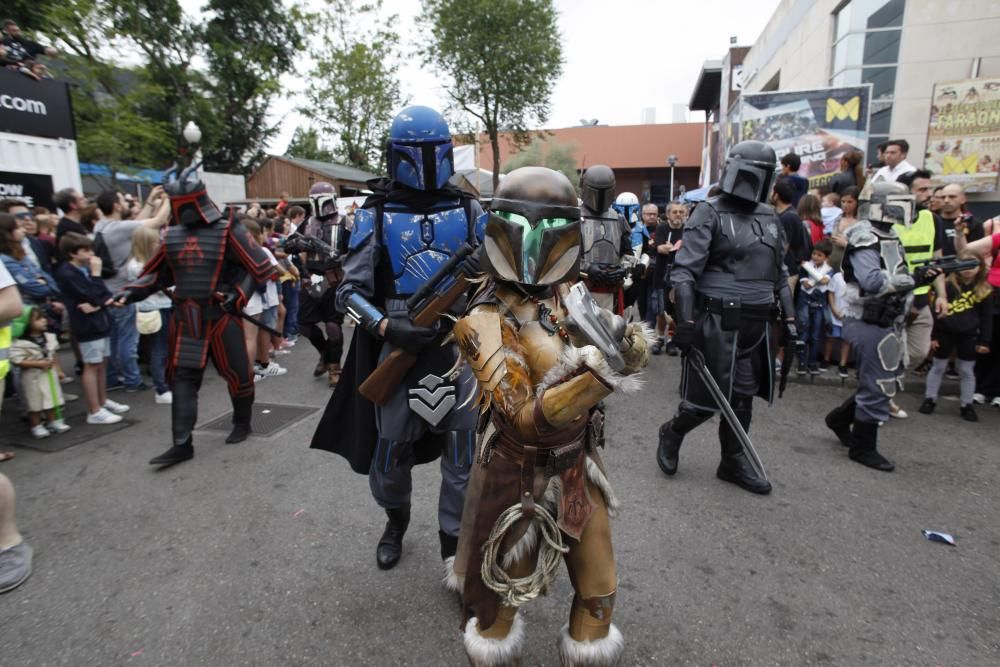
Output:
top-left (579, 165), bottom-right (616, 215)
top-left (719, 141), bottom-right (777, 203)
top-left (163, 163), bottom-right (223, 227)
top-left (482, 167), bottom-right (582, 286)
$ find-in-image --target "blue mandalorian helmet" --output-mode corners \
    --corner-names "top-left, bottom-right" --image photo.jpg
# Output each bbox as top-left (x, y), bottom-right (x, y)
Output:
top-left (387, 106), bottom-right (455, 191)
top-left (612, 192), bottom-right (641, 226)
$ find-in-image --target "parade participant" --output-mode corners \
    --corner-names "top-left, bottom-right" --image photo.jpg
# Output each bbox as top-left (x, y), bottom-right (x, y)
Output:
top-left (824, 182), bottom-right (933, 471)
top-left (115, 164), bottom-right (277, 466)
top-left (579, 166), bottom-right (631, 312)
top-left (453, 166), bottom-right (651, 667)
top-left (612, 191), bottom-right (646, 253)
top-left (656, 141), bottom-right (798, 495)
top-left (311, 106), bottom-right (483, 577)
top-left (296, 182), bottom-right (346, 386)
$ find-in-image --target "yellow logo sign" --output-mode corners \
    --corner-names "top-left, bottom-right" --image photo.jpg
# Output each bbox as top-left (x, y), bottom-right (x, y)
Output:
top-left (826, 96), bottom-right (860, 122)
top-left (943, 153), bottom-right (979, 175)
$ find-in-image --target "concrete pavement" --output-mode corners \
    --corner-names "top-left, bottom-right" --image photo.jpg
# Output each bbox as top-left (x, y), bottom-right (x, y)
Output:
top-left (1, 337), bottom-right (998, 665)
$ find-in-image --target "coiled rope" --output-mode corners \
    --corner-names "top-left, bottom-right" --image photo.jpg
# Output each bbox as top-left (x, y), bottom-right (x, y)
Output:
top-left (480, 502), bottom-right (569, 607)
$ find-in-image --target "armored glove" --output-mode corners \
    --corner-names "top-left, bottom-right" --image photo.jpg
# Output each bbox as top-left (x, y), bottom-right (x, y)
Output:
top-left (586, 264), bottom-right (626, 287)
top-left (383, 316), bottom-right (438, 355)
top-left (620, 323), bottom-right (651, 375)
top-left (218, 290), bottom-right (246, 315)
top-left (673, 320), bottom-right (696, 352)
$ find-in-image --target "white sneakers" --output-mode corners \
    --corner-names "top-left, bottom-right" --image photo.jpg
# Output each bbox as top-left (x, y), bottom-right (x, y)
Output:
top-left (47, 419), bottom-right (71, 434)
top-left (30, 424), bottom-right (50, 439)
top-left (973, 393), bottom-right (986, 404)
top-left (103, 399), bottom-right (130, 415)
top-left (254, 362), bottom-right (287, 377)
top-left (155, 391), bottom-right (173, 405)
top-left (992, 396), bottom-right (1000, 408)
top-left (87, 408), bottom-right (122, 425)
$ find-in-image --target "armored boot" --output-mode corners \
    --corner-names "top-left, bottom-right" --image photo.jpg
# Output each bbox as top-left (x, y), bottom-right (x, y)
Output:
top-left (848, 420), bottom-right (894, 471)
top-left (558, 592), bottom-right (624, 666)
top-left (376, 505), bottom-right (410, 570)
top-left (716, 395), bottom-right (772, 494)
top-left (824, 396), bottom-right (855, 447)
top-left (226, 395), bottom-right (253, 444)
top-left (149, 437), bottom-right (194, 466)
top-left (656, 408), bottom-right (710, 476)
top-left (464, 609), bottom-right (524, 667)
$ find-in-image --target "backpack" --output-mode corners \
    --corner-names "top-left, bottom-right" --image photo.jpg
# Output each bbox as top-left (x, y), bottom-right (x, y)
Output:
top-left (92, 231), bottom-right (118, 279)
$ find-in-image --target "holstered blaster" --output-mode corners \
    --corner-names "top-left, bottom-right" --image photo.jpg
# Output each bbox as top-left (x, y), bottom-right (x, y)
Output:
top-left (358, 243), bottom-right (476, 405)
top-left (912, 254), bottom-right (981, 285)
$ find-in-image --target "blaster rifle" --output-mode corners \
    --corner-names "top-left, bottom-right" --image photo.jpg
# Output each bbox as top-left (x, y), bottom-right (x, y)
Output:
top-left (358, 243), bottom-right (476, 405)
top-left (911, 254), bottom-right (981, 285)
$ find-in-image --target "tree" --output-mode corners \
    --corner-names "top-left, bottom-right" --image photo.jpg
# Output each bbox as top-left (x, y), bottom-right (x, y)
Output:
top-left (502, 136), bottom-right (579, 191)
top-left (285, 127), bottom-right (336, 163)
top-left (302, 1), bottom-right (404, 171)
top-left (419, 0), bottom-right (563, 191)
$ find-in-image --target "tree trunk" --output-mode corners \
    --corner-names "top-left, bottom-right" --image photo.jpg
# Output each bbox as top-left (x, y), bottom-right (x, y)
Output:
top-left (490, 128), bottom-right (501, 193)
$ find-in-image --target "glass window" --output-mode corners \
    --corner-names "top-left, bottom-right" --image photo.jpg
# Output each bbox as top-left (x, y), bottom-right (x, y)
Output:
top-left (830, 68), bottom-right (863, 87)
top-left (867, 0), bottom-right (905, 29)
top-left (831, 33), bottom-right (865, 74)
top-left (863, 29), bottom-right (901, 65)
top-left (862, 66), bottom-right (897, 99)
top-left (869, 104), bottom-right (893, 134)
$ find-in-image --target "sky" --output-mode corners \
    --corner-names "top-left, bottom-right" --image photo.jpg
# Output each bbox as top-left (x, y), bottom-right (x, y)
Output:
top-left (180, 0), bottom-right (781, 154)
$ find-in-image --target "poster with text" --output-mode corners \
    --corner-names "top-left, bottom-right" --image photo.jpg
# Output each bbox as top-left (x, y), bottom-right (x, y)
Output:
top-left (923, 77), bottom-right (1000, 193)
top-left (738, 85), bottom-right (871, 189)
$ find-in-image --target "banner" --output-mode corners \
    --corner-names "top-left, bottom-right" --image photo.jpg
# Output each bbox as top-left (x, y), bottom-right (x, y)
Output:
top-left (737, 85), bottom-right (871, 189)
top-left (0, 68), bottom-right (75, 140)
top-left (923, 77), bottom-right (1000, 193)
top-left (0, 171), bottom-right (54, 210)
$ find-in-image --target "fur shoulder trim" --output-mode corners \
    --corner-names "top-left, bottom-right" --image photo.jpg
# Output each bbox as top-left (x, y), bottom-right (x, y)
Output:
top-left (536, 342), bottom-right (648, 395)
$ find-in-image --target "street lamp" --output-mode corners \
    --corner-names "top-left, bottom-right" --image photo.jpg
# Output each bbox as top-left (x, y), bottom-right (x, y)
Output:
top-left (667, 154), bottom-right (678, 201)
top-left (183, 121), bottom-right (203, 174)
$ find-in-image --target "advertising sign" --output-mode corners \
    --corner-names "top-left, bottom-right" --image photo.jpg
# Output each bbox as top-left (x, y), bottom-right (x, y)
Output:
top-left (923, 77), bottom-right (1000, 193)
top-left (737, 85), bottom-right (872, 189)
top-left (0, 170), bottom-right (55, 210)
top-left (0, 68), bottom-right (75, 140)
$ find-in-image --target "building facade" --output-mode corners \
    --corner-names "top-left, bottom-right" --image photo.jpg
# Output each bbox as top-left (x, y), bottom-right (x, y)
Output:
top-left (730, 0), bottom-right (1000, 206)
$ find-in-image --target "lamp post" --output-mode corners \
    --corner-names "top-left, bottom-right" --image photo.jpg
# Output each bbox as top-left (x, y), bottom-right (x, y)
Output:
top-left (183, 121), bottom-right (203, 173)
top-left (667, 154), bottom-right (678, 202)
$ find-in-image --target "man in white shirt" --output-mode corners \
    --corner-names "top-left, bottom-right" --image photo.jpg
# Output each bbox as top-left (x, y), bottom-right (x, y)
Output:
top-left (871, 139), bottom-right (917, 183)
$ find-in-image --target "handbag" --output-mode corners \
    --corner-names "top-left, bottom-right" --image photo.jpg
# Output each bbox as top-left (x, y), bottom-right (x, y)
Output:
top-left (136, 309), bottom-right (162, 335)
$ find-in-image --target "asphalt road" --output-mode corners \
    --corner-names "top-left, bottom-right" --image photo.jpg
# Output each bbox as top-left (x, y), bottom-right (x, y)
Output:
top-left (1, 334), bottom-right (998, 666)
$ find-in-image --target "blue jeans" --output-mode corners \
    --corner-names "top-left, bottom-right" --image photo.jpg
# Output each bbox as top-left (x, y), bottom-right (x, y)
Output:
top-left (796, 300), bottom-right (826, 368)
top-left (282, 281), bottom-right (299, 337)
top-left (107, 303), bottom-right (143, 387)
top-left (148, 308), bottom-right (172, 394)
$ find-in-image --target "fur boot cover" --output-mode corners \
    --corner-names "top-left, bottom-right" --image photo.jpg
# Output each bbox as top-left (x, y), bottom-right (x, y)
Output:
top-left (443, 555), bottom-right (462, 593)
top-left (464, 614), bottom-right (525, 667)
top-left (557, 623), bottom-right (624, 667)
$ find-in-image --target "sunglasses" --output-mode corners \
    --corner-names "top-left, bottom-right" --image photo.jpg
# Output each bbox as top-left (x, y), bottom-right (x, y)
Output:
top-left (13, 212), bottom-right (33, 219)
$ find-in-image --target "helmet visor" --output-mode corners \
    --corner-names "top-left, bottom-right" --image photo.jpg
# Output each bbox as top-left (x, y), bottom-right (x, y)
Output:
top-left (485, 211), bottom-right (581, 285)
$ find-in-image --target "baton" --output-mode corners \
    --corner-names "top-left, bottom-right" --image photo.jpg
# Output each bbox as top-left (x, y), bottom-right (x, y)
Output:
top-left (235, 310), bottom-right (284, 338)
top-left (685, 346), bottom-right (769, 481)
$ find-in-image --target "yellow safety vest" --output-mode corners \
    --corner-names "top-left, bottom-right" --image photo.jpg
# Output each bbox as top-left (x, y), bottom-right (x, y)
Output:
top-left (0, 325), bottom-right (10, 381)
top-left (895, 209), bottom-right (936, 296)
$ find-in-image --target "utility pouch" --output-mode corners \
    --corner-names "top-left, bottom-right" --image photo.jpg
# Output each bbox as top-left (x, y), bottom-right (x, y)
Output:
top-left (721, 297), bottom-right (742, 330)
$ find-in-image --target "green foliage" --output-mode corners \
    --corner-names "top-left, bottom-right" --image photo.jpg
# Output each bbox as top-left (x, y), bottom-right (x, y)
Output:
top-left (302, 1), bottom-right (404, 171)
top-left (285, 127), bottom-right (336, 163)
top-left (22, 0), bottom-right (304, 174)
top-left (419, 0), bottom-right (563, 190)
top-left (502, 136), bottom-right (579, 191)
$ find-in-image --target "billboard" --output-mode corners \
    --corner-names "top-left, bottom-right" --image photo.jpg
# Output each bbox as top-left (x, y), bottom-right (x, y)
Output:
top-left (0, 68), bottom-right (75, 140)
top-left (737, 85), bottom-right (872, 189)
top-left (0, 170), bottom-right (54, 210)
top-left (923, 77), bottom-right (1000, 193)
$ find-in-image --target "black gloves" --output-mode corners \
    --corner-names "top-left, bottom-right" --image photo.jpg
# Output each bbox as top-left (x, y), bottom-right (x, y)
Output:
top-left (383, 316), bottom-right (438, 355)
top-left (586, 265), bottom-right (626, 287)
top-left (784, 320), bottom-right (805, 353)
top-left (219, 290), bottom-right (245, 315)
top-left (460, 248), bottom-right (482, 277)
top-left (673, 320), bottom-right (695, 352)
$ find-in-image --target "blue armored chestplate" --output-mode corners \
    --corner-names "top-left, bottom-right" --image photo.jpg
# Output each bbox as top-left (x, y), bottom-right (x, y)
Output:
top-left (382, 202), bottom-right (471, 297)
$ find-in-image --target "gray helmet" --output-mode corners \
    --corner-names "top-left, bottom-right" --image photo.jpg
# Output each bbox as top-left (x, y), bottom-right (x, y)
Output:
top-left (579, 165), bottom-right (616, 215)
top-left (859, 181), bottom-right (915, 229)
top-left (482, 167), bottom-right (582, 286)
top-left (309, 181), bottom-right (337, 220)
top-left (719, 141), bottom-right (777, 203)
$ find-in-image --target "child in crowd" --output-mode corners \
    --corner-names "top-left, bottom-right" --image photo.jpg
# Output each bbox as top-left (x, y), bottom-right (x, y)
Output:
top-left (126, 226), bottom-right (173, 404)
top-left (9, 307), bottom-right (70, 439)
top-left (798, 193), bottom-right (826, 245)
top-left (920, 252), bottom-right (993, 421)
top-left (53, 233), bottom-right (129, 424)
top-left (821, 192), bottom-right (843, 236)
top-left (824, 268), bottom-right (851, 377)
top-left (240, 218), bottom-right (286, 379)
top-left (797, 239), bottom-right (833, 374)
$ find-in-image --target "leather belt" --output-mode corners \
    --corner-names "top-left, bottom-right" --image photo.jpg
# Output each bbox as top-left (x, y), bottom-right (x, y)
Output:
top-left (696, 295), bottom-right (774, 319)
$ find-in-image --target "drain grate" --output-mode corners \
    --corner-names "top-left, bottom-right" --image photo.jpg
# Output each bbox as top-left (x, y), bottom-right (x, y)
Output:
top-left (197, 402), bottom-right (318, 436)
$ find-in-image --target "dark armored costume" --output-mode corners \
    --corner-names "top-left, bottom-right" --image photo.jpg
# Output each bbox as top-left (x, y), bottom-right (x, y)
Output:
top-left (579, 166), bottom-right (631, 313)
top-left (825, 182), bottom-right (923, 471)
top-left (656, 141), bottom-right (797, 495)
top-left (310, 106), bottom-right (483, 577)
top-left (119, 165), bottom-right (277, 465)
